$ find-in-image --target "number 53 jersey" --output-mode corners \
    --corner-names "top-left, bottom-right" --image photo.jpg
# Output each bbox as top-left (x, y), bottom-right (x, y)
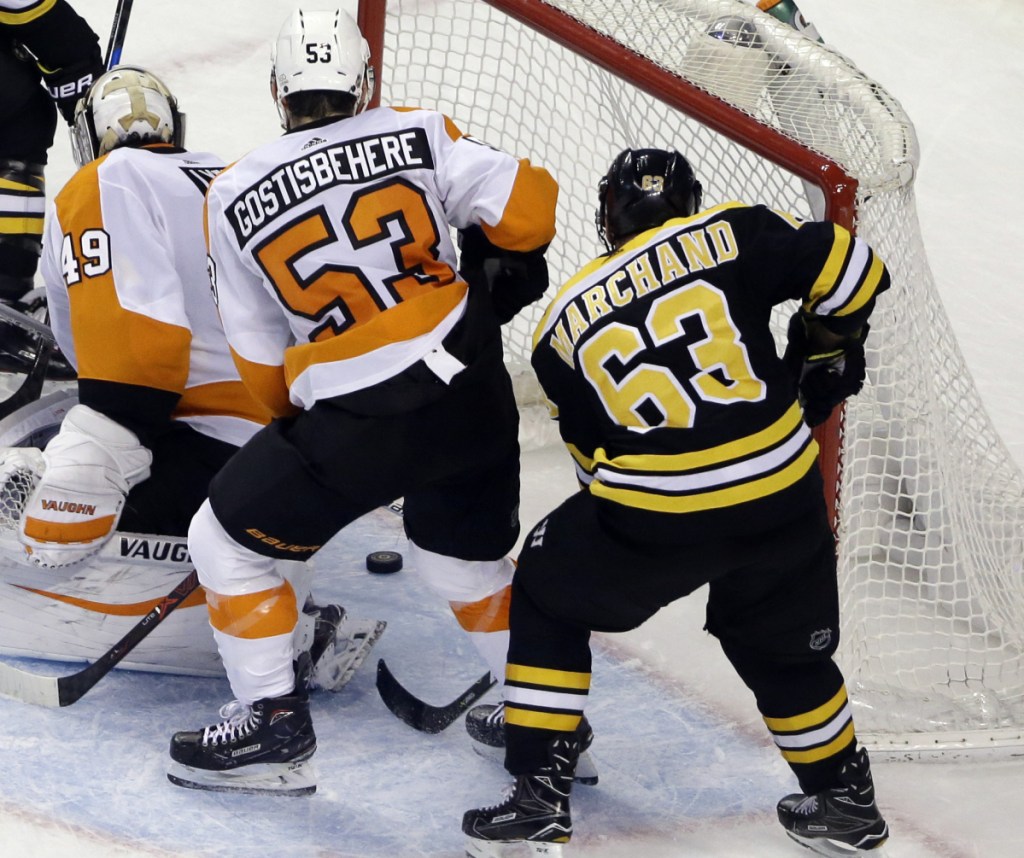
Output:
top-left (204, 106), bottom-right (557, 417)
top-left (531, 203), bottom-right (890, 541)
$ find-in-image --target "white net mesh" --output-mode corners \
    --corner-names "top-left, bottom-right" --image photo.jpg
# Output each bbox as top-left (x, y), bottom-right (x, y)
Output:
top-left (374, 0), bottom-right (1024, 751)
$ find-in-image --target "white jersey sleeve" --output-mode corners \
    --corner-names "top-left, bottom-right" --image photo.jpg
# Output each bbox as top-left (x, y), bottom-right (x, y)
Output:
top-left (40, 146), bottom-right (270, 447)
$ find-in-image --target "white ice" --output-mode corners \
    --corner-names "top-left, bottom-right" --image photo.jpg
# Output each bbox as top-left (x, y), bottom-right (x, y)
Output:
top-left (2, 1), bottom-right (1023, 856)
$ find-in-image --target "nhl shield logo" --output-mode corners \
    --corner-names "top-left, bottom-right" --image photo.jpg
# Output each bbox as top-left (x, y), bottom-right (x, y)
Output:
top-left (809, 628), bottom-right (833, 651)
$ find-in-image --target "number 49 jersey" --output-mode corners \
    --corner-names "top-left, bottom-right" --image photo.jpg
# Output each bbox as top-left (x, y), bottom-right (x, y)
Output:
top-left (204, 106), bottom-right (558, 416)
top-left (532, 202), bottom-right (890, 540)
top-left (40, 146), bottom-right (269, 448)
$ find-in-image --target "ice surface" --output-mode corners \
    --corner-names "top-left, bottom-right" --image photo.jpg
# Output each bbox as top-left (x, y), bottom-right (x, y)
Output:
top-left (2, 1), bottom-right (1023, 856)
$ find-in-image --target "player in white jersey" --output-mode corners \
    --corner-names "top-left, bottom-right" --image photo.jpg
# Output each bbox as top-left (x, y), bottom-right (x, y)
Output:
top-left (0, 66), bottom-right (381, 686)
top-left (166, 8), bottom-right (557, 795)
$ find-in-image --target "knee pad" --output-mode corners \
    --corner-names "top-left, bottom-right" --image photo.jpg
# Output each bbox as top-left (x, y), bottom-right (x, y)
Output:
top-left (408, 540), bottom-right (513, 603)
top-left (187, 500), bottom-right (282, 595)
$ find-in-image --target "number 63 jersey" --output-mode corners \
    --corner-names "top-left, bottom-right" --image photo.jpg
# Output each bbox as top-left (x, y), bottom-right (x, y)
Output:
top-left (531, 202), bottom-right (890, 541)
top-left (204, 106), bottom-right (557, 417)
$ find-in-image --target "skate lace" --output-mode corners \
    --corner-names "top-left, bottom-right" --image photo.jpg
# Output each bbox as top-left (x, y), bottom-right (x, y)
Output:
top-left (484, 702), bottom-right (505, 726)
top-left (202, 700), bottom-right (258, 746)
top-left (480, 781), bottom-right (517, 812)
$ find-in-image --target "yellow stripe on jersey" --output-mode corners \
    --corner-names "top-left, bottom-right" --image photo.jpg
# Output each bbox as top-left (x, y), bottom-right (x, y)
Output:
top-left (778, 721), bottom-right (856, 764)
top-left (592, 441), bottom-right (819, 513)
top-left (805, 223), bottom-right (852, 308)
top-left (596, 401), bottom-right (805, 473)
top-left (506, 664), bottom-right (591, 691)
top-left (0, 174), bottom-right (44, 193)
top-left (172, 380), bottom-right (273, 426)
top-left (0, 0), bottom-right (57, 25)
top-left (504, 707), bottom-right (582, 733)
top-left (763, 686), bottom-right (849, 733)
top-left (206, 581), bottom-right (298, 639)
top-left (480, 159), bottom-right (558, 252)
top-left (0, 215), bottom-right (44, 235)
top-left (833, 250), bottom-right (886, 318)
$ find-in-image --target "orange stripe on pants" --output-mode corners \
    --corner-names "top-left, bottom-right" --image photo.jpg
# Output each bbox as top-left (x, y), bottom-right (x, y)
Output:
top-left (206, 580), bottom-right (298, 639)
top-left (450, 585), bottom-right (511, 633)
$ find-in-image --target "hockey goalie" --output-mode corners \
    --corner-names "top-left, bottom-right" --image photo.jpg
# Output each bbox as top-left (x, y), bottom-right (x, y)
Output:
top-left (0, 65), bottom-right (383, 690)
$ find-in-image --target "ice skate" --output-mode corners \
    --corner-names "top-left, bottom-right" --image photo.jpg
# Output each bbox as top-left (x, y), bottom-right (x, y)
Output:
top-left (305, 603), bottom-right (386, 692)
top-left (167, 692), bottom-right (317, 795)
top-left (463, 733), bottom-right (578, 857)
top-left (777, 748), bottom-right (889, 856)
top-left (466, 701), bottom-right (599, 785)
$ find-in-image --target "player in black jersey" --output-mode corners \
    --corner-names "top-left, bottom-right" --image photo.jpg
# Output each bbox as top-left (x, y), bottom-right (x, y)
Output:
top-left (1, 0), bottom-right (102, 378)
top-left (463, 148), bottom-right (892, 857)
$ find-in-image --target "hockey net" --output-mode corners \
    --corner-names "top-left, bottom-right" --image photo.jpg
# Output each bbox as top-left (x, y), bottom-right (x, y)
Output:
top-left (359, 0), bottom-right (1024, 755)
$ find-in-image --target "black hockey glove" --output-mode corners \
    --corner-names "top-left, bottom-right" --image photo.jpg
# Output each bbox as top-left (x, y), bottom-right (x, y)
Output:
top-left (42, 56), bottom-right (104, 124)
top-left (458, 225), bottom-right (549, 324)
top-left (783, 311), bottom-right (868, 428)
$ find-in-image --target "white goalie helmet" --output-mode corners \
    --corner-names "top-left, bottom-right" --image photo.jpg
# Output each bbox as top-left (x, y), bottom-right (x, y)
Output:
top-left (70, 66), bottom-right (185, 168)
top-left (271, 7), bottom-right (374, 126)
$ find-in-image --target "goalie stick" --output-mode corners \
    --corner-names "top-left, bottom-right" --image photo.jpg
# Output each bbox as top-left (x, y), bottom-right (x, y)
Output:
top-left (376, 659), bottom-right (495, 734)
top-left (0, 569), bottom-right (198, 707)
top-left (0, 533), bottom-right (200, 707)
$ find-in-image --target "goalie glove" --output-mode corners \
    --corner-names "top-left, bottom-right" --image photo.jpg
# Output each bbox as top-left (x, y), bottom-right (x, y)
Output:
top-left (458, 225), bottom-right (550, 324)
top-left (783, 311), bottom-right (868, 428)
top-left (19, 405), bottom-right (152, 567)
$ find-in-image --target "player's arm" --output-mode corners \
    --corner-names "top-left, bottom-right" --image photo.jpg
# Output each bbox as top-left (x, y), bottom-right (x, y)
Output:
top-left (771, 216), bottom-right (892, 425)
top-left (204, 184), bottom-right (298, 419)
top-left (431, 113), bottom-right (558, 321)
top-left (3, 0), bottom-right (104, 123)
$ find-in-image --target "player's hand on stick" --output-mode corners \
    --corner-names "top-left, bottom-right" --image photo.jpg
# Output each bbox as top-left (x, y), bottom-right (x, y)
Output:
top-left (783, 311), bottom-right (867, 427)
top-left (19, 405), bottom-right (151, 567)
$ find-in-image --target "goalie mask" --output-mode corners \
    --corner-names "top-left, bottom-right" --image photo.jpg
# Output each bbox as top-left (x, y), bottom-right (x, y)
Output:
top-left (70, 66), bottom-right (185, 168)
top-left (596, 148), bottom-right (704, 251)
top-left (271, 7), bottom-right (374, 127)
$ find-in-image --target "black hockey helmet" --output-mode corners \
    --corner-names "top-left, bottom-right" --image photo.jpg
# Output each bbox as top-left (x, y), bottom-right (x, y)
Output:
top-left (596, 148), bottom-right (704, 250)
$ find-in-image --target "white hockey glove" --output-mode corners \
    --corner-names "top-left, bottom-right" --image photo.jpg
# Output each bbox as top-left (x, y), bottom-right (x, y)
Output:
top-left (19, 405), bottom-right (152, 567)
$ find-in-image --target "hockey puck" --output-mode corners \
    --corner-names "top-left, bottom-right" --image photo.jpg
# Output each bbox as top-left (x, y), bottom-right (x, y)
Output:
top-left (366, 550), bottom-right (403, 574)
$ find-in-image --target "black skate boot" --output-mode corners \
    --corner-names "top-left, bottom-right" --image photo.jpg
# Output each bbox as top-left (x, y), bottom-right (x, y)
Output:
top-left (304, 602), bottom-right (386, 692)
top-left (463, 733), bottom-right (578, 857)
top-left (777, 747), bottom-right (889, 856)
top-left (167, 692), bottom-right (317, 795)
top-left (466, 701), bottom-right (599, 785)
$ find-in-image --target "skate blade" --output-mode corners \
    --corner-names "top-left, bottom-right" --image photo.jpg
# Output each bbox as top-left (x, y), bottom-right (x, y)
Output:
top-left (464, 836), bottom-right (566, 857)
top-left (470, 742), bottom-right (599, 787)
top-left (166, 757), bottom-right (317, 796)
top-left (312, 618), bottom-right (387, 692)
top-left (785, 830), bottom-right (889, 857)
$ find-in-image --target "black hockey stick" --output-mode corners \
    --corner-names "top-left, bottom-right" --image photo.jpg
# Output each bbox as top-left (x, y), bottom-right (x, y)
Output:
top-left (0, 301), bottom-right (55, 421)
top-left (104, 0), bottom-right (135, 68)
top-left (0, 569), bottom-right (200, 707)
top-left (376, 659), bottom-right (495, 733)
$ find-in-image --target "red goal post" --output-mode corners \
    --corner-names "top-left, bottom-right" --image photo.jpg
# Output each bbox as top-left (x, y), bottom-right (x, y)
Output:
top-left (356, 0), bottom-right (1024, 756)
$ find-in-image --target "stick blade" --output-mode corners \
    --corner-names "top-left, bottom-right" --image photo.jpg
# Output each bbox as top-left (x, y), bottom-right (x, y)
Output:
top-left (0, 662), bottom-right (61, 707)
top-left (375, 659), bottom-right (495, 734)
